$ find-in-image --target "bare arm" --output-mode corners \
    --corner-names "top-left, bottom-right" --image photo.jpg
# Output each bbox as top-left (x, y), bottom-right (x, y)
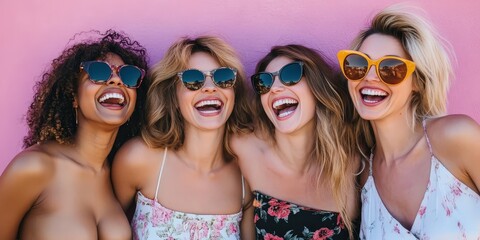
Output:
top-left (111, 138), bottom-right (148, 213)
top-left (0, 150), bottom-right (52, 239)
top-left (240, 180), bottom-right (255, 240)
top-left (231, 133), bottom-right (260, 239)
top-left (448, 116), bottom-right (480, 192)
top-left (464, 126), bottom-right (480, 193)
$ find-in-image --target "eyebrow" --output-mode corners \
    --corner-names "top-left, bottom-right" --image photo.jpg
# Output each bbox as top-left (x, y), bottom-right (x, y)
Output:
top-left (363, 52), bottom-right (404, 59)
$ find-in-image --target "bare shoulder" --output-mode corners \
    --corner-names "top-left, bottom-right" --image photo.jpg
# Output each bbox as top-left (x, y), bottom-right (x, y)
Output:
top-left (2, 145), bottom-right (55, 182)
top-left (0, 145), bottom-right (56, 198)
top-left (231, 131), bottom-right (268, 163)
top-left (231, 131), bottom-right (263, 149)
top-left (113, 136), bottom-right (155, 169)
top-left (111, 136), bottom-right (166, 188)
top-left (0, 145), bottom-right (58, 239)
top-left (427, 114), bottom-right (480, 149)
top-left (427, 115), bottom-right (480, 191)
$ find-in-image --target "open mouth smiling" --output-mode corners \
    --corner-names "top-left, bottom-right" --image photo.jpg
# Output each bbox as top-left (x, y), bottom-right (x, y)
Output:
top-left (195, 99), bottom-right (223, 114)
top-left (98, 92), bottom-right (126, 107)
top-left (273, 98), bottom-right (298, 118)
top-left (360, 88), bottom-right (388, 104)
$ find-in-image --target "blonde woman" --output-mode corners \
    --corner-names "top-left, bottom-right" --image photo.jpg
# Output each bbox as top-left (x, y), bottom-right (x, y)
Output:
top-left (337, 5), bottom-right (480, 239)
top-left (232, 45), bottom-right (360, 239)
top-left (112, 36), bottom-right (255, 239)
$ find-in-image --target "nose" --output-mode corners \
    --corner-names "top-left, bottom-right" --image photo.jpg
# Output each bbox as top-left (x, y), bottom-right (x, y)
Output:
top-left (106, 70), bottom-right (123, 86)
top-left (364, 65), bottom-right (380, 82)
top-left (201, 75), bottom-right (216, 93)
top-left (269, 74), bottom-right (285, 93)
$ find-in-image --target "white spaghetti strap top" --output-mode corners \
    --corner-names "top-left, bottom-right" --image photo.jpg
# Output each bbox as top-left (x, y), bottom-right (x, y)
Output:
top-left (131, 148), bottom-right (244, 240)
top-left (360, 119), bottom-right (480, 239)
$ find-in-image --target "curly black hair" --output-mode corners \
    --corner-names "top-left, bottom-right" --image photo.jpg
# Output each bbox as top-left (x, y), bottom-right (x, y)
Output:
top-left (23, 29), bottom-right (149, 163)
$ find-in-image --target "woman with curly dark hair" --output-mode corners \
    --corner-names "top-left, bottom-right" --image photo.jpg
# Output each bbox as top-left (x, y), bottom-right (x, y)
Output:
top-left (0, 29), bottom-right (149, 240)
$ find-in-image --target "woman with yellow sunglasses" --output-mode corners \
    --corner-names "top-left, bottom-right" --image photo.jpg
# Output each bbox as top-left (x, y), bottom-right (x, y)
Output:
top-left (338, 4), bottom-right (480, 239)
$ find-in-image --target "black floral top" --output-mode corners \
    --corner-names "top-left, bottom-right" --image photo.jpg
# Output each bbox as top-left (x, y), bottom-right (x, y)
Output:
top-left (253, 191), bottom-right (353, 240)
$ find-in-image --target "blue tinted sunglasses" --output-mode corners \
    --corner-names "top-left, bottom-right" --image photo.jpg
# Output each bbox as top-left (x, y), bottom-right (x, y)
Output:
top-left (251, 61), bottom-right (304, 95)
top-left (80, 60), bottom-right (145, 88)
top-left (177, 67), bottom-right (237, 91)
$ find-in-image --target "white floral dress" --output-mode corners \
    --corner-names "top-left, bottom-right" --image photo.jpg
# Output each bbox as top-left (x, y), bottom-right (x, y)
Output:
top-left (131, 148), bottom-right (244, 240)
top-left (360, 120), bottom-right (480, 239)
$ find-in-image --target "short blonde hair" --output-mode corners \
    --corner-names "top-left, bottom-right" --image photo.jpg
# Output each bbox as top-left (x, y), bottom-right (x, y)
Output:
top-left (349, 4), bottom-right (453, 151)
top-left (351, 4), bottom-right (452, 123)
top-left (142, 36), bottom-right (252, 161)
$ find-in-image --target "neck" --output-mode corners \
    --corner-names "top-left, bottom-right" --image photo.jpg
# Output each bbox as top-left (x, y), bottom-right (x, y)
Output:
top-left (178, 126), bottom-right (226, 173)
top-left (371, 113), bottom-right (423, 164)
top-left (73, 122), bottom-right (119, 172)
top-left (274, 124), bottom-right (315, 174)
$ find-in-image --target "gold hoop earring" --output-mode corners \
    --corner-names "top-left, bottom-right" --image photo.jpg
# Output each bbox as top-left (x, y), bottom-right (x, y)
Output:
top-left (75, 107), bottom-right (78, 125)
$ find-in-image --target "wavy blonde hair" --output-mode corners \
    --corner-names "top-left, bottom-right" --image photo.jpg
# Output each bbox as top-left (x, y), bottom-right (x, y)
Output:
top-left (349, 5), bottom-right (453, 152)
top-left (141, 36), bottom-right (252, 162)
top-left (252, 44), bottom-right (357, 238)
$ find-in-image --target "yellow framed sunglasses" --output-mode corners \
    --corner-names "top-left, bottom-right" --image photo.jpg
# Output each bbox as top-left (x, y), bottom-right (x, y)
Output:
top-left (337, 50), bottom-right (416, 85)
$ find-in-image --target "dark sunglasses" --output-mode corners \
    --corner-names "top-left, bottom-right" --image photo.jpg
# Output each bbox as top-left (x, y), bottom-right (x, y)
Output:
top-left (177, 67), bottom-right (237, 91)
top-left (80, 60), bottom-right (145, 88)
top-left (337, 50), bottom-right (416, 85)
top-left (251, 61), bottom-right (304, 95)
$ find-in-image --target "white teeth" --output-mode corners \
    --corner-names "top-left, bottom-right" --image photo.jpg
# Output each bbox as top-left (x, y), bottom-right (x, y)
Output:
top-left (198, 110), bottom-right (219, 114)
top-left (361, 88), bottom-right (387, 96)
top-left (278, 110), bottom-right (294, 118)
top-left (364, 99), bottom-right (379, 104)
top-left (273, 98), bottom-right (298, 109)
top-left (195, 99), bottom-right (222, 108)
top-left (99, 93), bottom-right (125, 104)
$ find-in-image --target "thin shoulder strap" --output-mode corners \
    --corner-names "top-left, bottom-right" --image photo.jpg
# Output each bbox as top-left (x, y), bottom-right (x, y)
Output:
top-left (368, 148), bottom-right (374, 176)
top-left (154, 147), bottom-right (168, 201)
top-left (422, 118), bottom-right (434, 157)
top-left (241, 175), bottom-right (245, 205)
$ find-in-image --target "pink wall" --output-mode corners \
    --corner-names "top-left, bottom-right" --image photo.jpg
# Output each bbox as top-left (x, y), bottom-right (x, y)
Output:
top-left (1, 0), bottom-right (479, 173)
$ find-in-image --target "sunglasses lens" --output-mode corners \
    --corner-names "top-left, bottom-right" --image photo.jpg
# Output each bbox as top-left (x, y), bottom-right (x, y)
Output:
top-left (86, 62), bottom-right (111, 82)
top-left (181, 69), bottom-right (205, 90)
top-left (251, 73), bottom-right (273, 95)
top-left (119, 65), bottom-right (143, 88)
top-left (379, 59), bottom-right (408, 84)
top-left (343, 54), bottom-right (368, 81)
top-left (213, 68), bottom-right (236, 88)
top-left (280, 62), bottom-right (303, 85)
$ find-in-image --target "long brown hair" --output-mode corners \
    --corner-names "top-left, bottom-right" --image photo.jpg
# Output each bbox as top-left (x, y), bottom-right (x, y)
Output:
top-left (252, 44), bottom-right (357, 237)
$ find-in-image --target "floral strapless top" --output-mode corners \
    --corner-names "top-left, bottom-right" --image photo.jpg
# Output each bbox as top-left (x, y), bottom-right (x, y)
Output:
top-left (253, 191), bottom-right (351, 240)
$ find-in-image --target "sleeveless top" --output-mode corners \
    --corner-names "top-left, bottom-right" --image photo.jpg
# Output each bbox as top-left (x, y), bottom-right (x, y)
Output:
top-left (360, 119), bottom-right (480, 239)
top-left (131, 148), bottom-right (245, 240)
top-left (253, 191), bottom-right (352, 239)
